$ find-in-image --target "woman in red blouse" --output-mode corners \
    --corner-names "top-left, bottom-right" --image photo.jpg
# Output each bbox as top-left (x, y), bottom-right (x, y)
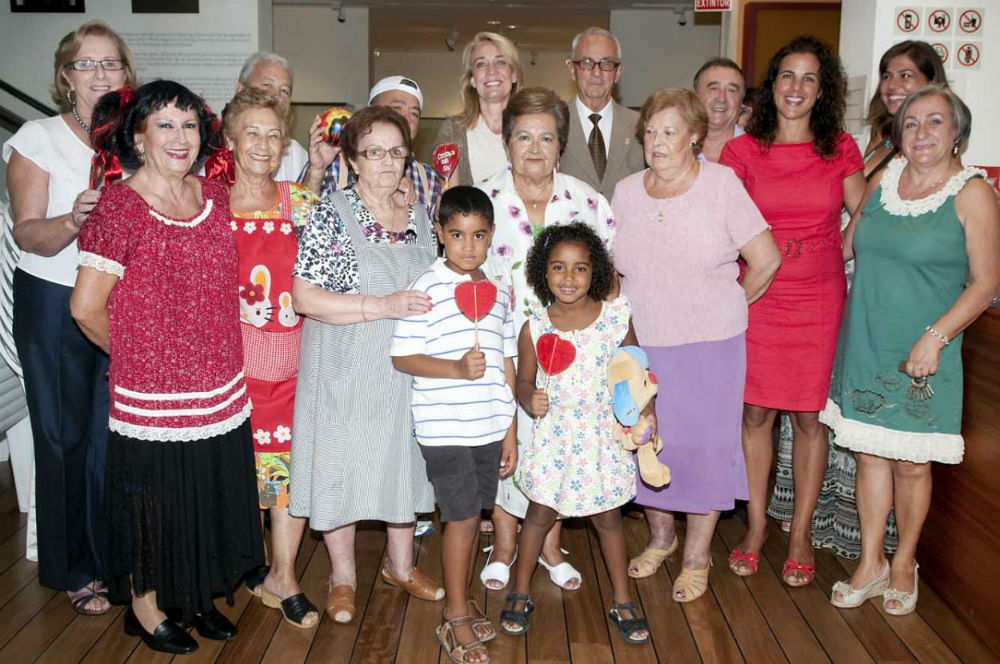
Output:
top-left (71, 80), bottom-right (264, 655)
top-left (719, 35), bottom-right (865, 587)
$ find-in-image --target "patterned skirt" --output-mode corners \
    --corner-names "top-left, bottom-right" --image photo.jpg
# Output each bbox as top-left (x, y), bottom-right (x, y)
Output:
top-left (766, 414), bottom-right (898, 559)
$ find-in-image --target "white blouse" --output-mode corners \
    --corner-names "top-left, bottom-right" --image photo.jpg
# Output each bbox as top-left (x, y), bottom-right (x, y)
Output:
top-left (481, 165), bottom-right (616, 333)
top-left (2, 116), bottom-right (92, 287)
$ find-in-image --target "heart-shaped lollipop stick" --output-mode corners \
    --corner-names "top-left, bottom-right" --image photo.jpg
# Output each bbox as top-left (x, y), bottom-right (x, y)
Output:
top-left (535, 332), bottom-right (576, 391)
top-left (455, 280), bottom-right (498, 350)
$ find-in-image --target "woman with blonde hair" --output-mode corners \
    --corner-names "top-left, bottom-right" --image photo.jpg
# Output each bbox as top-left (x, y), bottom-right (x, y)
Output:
top-left (2, 19), bottom-right (136, 616)
top-left (432, 32), bottom-right (523, 186)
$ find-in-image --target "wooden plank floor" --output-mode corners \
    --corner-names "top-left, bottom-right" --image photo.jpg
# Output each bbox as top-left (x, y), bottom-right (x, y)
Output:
top-left (2, 462), bottom-right (996, 664)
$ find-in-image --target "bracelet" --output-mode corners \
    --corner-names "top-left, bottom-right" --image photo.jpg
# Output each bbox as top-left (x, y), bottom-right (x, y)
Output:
top-left (925, 325), bottom-right (950, 346)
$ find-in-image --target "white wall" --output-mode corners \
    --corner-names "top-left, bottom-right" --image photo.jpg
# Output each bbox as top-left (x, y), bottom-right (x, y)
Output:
top-left (610, 9), bottom-right (723, 107)
top-left (373, 49), bottom-right (576, 119)
top-left (272, 5), bottom-right (369, 108)
top-left (840, 0), bottom-right (999, 166)
top-left (0, 0), bottom-right (265, 112)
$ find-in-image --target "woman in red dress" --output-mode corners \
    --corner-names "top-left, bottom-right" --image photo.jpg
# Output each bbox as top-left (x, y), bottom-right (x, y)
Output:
top-left (220, 88), bottom-right (320, 629)
top-left (720, 35), bottom-right (865, 586)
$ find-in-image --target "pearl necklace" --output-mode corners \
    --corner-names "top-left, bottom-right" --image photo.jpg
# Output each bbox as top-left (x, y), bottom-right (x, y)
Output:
top-left (71, 106), bottom-right (90, 133)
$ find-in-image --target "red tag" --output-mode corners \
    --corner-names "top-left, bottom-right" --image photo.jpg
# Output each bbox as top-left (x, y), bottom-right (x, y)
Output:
top-left (319, 106), bottom-right (352, 145)
top-left (433, 142), bottom-right (459, 180)
top-left (454, 280), bottom-right (497, 323)
top-left (536, 333), bottom-right (576, 376)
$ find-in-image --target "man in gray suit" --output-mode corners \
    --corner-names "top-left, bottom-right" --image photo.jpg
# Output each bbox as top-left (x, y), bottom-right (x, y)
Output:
top-left (560, 27), bottom-right (646, 202)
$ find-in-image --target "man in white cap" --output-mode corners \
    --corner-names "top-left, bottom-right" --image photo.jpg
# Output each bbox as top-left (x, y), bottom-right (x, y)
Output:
top-left (301, 75), bottom-right (442, 220)
top-left (235, 52), bottom-right (309, 182)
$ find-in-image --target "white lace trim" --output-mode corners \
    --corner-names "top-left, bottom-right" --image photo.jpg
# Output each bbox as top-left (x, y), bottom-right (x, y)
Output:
top-left (819, 399), bottom-right (963, 464)
top-left (109, 402), bottom-right (250, 442)
top-left (79, 251), bottom-right (124, 278)
top-left (148, 198), bottom-right (213, 227)
top-left (879, 157), bottom-right (986, 217)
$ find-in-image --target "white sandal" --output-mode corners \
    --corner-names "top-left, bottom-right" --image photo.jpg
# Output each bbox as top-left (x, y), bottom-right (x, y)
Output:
top-left (480, 545), bottom-right (516, 591)
top-left (538, 549), bottom-right (582, 591)
top-left (883, 563), bottom-right (919, 616)
top-left (831, 561), bottom-right (890, 608)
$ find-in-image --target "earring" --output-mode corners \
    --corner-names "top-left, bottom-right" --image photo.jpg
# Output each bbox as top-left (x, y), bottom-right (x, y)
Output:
top-left (66, 89), bottom-right (76, 105)
top-left (952, 143), bottom-right (960, 155)
top-left (136, 148), bottom-right (145, 164)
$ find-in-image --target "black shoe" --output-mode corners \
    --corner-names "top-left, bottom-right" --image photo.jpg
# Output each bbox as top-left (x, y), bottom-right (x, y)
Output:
top-left (244, 564), bottom-right (270, 596)
top-left (192, 607), bottom-right (238, 641)
top-left (124, 608), bottom-right (198, 655)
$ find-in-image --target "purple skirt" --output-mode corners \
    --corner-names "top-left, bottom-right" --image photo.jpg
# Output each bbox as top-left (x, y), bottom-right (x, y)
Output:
top-left (634, 334), bottom-right (749, 514)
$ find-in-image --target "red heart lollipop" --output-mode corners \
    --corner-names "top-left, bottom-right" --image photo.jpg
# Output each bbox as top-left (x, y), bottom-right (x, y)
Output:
top-left (433, 142), bottom-right (459, 182)
top-left (455, 280), bottom-right (497, 323)
top-left (455, 280), bottom-right (497, 349)
top-left (536, 333), bottom-right (576, 376)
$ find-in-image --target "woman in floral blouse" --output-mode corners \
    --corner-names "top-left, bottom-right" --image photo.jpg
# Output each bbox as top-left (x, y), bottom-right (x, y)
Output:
top-left (220, 87), bottom-right (320, 629)
top-left (480, 87), bottom-right (616, 593)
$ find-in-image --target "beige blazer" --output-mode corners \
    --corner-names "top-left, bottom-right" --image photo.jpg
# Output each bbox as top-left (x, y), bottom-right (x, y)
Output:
top-left (560, 99), bottom-right (646, 202)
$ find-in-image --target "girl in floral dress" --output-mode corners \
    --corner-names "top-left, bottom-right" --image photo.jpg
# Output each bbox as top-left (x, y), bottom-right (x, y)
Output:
top-left (499, 223), bottom-right (649, 645)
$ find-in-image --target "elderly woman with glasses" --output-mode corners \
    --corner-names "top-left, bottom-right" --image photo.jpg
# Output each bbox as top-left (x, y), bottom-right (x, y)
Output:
top-left (289, 105), bottom-right (442, 625)
top-left (2, 19), bottom-right (136, 617)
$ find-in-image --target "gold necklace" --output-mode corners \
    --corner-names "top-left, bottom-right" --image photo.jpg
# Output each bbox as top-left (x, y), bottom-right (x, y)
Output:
top-left (515, 181), bottom-right (552, 211)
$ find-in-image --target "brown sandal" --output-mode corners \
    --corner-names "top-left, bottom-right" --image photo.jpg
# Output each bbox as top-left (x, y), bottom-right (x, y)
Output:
top-left (465, 600), bottom-right (496, 643)
top-left (381, 562), bottom-right (445, 601)
top-left (436, 616), bottom-right (490, 664)
top-left (326, 584), bottom-right (355, 624)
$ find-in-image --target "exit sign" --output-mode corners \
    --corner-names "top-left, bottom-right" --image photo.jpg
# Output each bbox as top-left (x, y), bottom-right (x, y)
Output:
top-left (696, 0), bottom-right (732, 10)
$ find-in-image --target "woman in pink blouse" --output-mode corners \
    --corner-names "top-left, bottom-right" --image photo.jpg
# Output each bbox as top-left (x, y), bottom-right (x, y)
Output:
top-left (613, 88), bottom-right (780, 602)
top-left (71, 81), bottom-right (264, 655)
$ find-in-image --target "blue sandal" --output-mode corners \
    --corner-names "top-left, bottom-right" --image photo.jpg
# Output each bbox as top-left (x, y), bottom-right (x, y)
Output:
top-left (608, 602), bottom-right (650, 644)
top-left (499, 592), bottom-right (534, 636)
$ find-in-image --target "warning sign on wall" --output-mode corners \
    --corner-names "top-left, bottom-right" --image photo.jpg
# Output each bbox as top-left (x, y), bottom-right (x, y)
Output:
top-left (926, 8), bottom-right (953, 35)
top-left (931, 42), bottom-right (950, 65)
top-left (957, 8), bottom-right (984, 36)
top-left (895, 7), bottom-right (922, 35)
top-left (956, 42), bottom-right (982, 69)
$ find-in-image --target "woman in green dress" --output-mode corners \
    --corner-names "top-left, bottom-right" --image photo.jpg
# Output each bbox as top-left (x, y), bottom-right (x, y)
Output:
top-left (824, 85), bottom-right (1000, 615)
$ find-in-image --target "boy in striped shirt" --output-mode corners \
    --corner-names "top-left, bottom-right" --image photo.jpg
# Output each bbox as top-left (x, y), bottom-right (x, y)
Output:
top-left (391, 187), bottom-right (517, 659)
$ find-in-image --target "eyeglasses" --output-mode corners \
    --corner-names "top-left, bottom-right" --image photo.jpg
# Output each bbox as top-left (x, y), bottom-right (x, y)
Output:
top-left (66, 58), bottom-right (125, 72)
top-left (359, 146), bottom-right (409, 160)
top-left (572, 58), bottom-right (621, 72)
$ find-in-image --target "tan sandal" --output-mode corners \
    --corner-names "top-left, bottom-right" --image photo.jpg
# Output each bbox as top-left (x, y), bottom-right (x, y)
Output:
top-left (326, 584), bottom-right (355, 624)
top-left (627, 536), bottom-right (679, 579)
top-left (672, 563), bottom-right (711, 603)
top-left (436, 616), bottom-right (490, 664)
top-left (466, 599), bottom-right (496, 642)
top-left (382, 562), bottom-right (445, 601)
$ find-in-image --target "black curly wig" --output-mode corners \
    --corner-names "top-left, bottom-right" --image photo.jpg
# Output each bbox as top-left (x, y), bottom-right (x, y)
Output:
top-left (747, 34), bottom-right (847, 160)
top-left (91, 79), bottom-right (224, 172)
top-left (525, 222), bottom-right (615, 306)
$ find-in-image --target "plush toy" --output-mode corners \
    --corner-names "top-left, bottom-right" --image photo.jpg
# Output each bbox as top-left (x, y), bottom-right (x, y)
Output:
top-left (608, 346), bottom-right (671, 487)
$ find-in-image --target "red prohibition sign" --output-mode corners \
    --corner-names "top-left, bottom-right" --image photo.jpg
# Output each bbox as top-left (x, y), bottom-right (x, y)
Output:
top-left (931, 42), bottom-right (949, 63)
top-left (958, 43), bottom-right (980, 66)
top-left (928, 9), bottom-right (950, 32)
top-left (897, 8), bottom-right (920, 32)
top-left (959, 9), bottom-right (982, 33)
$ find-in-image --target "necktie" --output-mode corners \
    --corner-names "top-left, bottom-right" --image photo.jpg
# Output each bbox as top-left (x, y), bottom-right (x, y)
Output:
top-left (588, 113), bottom-right (607, 182)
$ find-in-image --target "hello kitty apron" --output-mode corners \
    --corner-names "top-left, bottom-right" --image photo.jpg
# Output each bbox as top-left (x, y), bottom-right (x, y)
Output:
top-left (231, 180), bottom-right (302, 456)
